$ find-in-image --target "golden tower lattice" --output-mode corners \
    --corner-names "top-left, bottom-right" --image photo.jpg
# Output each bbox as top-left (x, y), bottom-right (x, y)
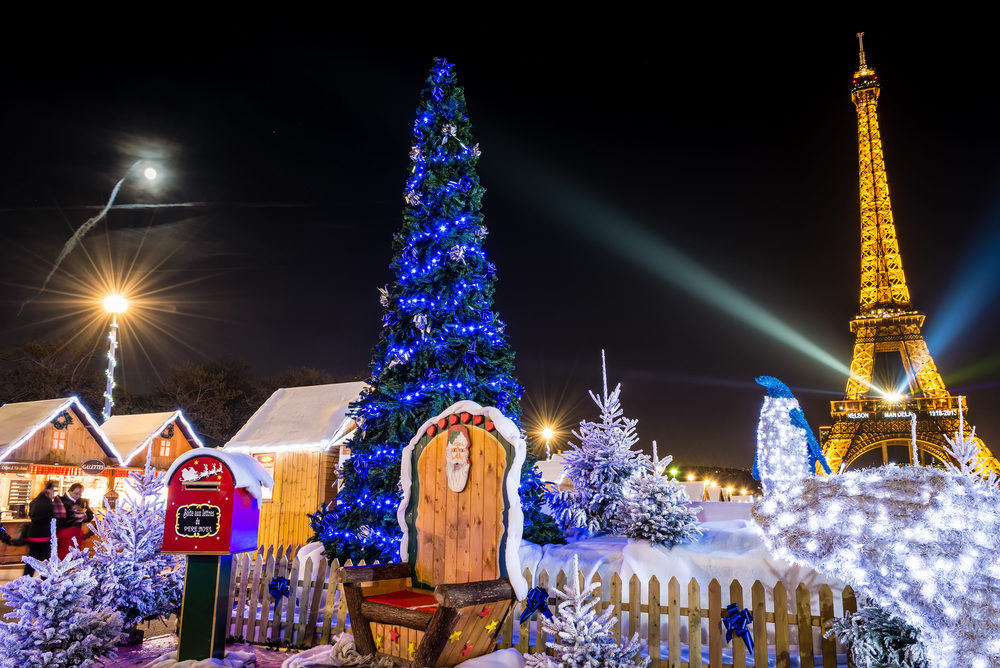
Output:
top-left (820, 34), bottom-right (999, 474)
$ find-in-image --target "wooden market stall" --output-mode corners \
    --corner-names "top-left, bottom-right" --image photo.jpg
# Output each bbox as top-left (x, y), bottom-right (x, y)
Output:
top-left (0, 397), bottom-right (126, 563)
top-left (101, 410), bottom-right (204, 470)
top-left (222, 381), bottom-right (365, 547)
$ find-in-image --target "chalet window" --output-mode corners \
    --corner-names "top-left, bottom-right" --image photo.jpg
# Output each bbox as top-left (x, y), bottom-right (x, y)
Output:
top-left (253, 453), bottom-right (276, 500)
top-left (51, 430), bottom-right (67, 450)
top-left (158, 439), bottom-right (172, 457)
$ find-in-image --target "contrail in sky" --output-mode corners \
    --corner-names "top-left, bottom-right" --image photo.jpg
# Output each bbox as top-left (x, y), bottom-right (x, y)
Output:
top-left (19, 160), bottom-right (142, 314)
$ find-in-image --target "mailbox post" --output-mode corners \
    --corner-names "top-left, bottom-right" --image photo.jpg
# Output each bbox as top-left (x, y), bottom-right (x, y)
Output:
top-left (163, 450), bottom-right (273, 661)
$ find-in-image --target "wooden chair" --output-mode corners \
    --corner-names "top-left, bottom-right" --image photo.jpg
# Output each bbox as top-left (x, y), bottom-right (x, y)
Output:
top-left (337, 401), bottom-right (529, 667)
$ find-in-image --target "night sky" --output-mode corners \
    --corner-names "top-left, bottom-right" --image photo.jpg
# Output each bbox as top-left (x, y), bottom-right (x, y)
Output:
top-left (2, 24), bottom-right (998, 468)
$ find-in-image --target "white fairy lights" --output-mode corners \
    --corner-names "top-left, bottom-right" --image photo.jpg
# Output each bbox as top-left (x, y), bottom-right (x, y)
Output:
top-left (752, 376), bottom-right (1000, 668)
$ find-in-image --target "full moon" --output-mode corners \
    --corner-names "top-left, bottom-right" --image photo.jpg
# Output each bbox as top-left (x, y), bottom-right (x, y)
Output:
top-left (143, 166), bottom-right (157, 180)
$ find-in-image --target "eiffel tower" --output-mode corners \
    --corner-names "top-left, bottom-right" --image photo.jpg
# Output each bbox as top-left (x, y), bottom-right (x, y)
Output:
top-left (820, 34), bottom-right (1000, 474)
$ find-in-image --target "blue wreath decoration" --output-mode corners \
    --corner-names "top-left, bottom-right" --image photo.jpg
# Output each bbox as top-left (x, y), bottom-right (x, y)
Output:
top-left (269, 576), bottom-right (290, 601)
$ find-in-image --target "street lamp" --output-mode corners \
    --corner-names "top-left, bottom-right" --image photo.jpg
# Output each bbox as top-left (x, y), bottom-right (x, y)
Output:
top-left (102, 294), bottom-right (128, 422)
top-left (541, 426), bottom-right (555, 459)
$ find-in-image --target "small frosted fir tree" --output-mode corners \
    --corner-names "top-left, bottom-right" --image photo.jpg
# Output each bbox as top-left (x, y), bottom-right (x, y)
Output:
top-left (525, 554), bottom-right (649, 668)
top-left (547, 352), bottom-right (647, 533)
top-left (826, 603), bottom-right (928, 668)
top-left (0, 521), bottom-right (122, 668)
top-left (616, 443), bottom-right (702, 548)
top-left (90, 450), bottom-right (185, 634)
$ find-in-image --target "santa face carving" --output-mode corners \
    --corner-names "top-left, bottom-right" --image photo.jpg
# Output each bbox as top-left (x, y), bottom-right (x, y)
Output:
top-left (445, 426), bottom-right (471, 493)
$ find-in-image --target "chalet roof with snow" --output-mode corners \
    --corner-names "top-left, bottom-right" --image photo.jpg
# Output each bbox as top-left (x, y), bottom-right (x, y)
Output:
top-left (101, 410), bottom-right (205, 465)
top-left (223, 381), bottom-right (366, 453)
top-left (0, 397), bottom-right (122, 463)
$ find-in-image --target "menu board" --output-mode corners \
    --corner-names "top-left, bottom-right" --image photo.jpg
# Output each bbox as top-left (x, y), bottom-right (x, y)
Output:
top-left (7, 480), bottom-right (31, 507)
top-left (175, 503), bottom-right (221, 538)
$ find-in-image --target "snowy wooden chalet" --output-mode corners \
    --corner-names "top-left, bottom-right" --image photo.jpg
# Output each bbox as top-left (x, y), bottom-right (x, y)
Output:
top-left (222, 381), bottom-right (366, 546)
top-left (101, 410), bottom-right (204, 471)
top-left (0, 397), bottom-right (124, 521)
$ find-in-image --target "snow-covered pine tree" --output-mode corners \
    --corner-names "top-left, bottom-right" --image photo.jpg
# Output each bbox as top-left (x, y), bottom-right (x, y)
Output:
top-left (825, 603), bottom-right (928, 668)
top-left (0, 521), bottom-right (122, 668)
top-left (90, 450), bottom-right (185, 634)
top-left (546, 352), bottom-right (647, 534)
top-left (525, 554), bottom-right (649, 668)
top-left (616, 444), bottom-right (702, 547)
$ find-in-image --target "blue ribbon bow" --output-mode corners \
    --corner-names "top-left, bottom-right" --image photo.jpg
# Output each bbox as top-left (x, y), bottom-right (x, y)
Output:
top-left (269, 576), bottom-right (290, 601)
top-left (519, 586), bottom-right (553, 624)
top-left (723, 604), bottom-right (754, 656)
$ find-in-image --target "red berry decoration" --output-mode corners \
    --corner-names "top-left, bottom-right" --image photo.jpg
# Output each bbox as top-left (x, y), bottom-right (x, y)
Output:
top-left (460, 412), bottom-right (471, 423)
top-left (449, 414), bottom-right (459, 425)
top-left (473, 415), bottom-right (484, 425)
top-left (427, 425), bottom-right (436, 437)
top-left (438, 418), bottom-right (447, 429)
top-left (485, 420), bottom-right (494, 431)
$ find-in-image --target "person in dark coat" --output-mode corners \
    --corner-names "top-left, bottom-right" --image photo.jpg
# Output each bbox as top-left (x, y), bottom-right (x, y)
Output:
top-left (24, 480), bottom-right (65, 575)
top-left (57, 483), bottom-right (94, 559)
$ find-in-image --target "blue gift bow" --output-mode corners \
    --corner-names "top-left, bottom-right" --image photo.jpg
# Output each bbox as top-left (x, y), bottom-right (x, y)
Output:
top-left (519, 586), bottom-right (553, 624)
top-left (723, 603), bottom-right (754, 655)
top-left (269, 576), bottom-right (290, 601)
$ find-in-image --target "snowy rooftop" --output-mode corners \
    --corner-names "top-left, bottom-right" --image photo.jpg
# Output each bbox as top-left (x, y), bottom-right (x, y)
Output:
top-left (223, 381), bottom-right (366, 453)
top-left (0, 397), bottom-right (121, 463)
top-left (101, 410), bottom-right (204, 465)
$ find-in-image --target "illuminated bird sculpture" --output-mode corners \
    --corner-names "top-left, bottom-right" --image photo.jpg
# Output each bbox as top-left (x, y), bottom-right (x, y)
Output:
top-left (751, 376), bottom-right (1000, 668)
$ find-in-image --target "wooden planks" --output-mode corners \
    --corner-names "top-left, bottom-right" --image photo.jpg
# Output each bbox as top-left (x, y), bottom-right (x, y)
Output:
top-left (413, 424), bottom-right (507, 589)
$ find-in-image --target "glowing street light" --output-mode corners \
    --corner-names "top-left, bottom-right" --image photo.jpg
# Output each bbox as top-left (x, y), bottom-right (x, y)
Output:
top-left (687, 473), bottom-right (695, 481)
top-left (540, 425), bottom-right (555, 459)
top-left (102, 294), bottom-right (128, 422)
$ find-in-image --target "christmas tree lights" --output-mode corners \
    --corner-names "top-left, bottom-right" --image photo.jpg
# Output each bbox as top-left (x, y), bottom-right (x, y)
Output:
top-left (311, 58), bottom-right (558, 563)
top-left (752, 376), bottom-right (1000, 668)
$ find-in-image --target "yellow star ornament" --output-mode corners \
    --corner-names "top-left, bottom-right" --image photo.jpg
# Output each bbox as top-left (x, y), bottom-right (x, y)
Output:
top-left (449, 629), bottom-right (462, 642)
top-left (485, 620), bottom-right (499, 633)
top-left (375, 635), bottom-right (383, 650)
top-left (408, 641), bottom-right (416, 657)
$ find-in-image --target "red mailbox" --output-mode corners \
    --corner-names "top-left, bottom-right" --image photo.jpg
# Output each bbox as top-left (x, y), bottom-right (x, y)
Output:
top-left (162, 449), bottom-right (272, 554)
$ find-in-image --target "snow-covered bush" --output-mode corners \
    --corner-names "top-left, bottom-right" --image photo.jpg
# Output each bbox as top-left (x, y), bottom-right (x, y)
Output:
top-left (525, 554), bottom-right (649, 668)
top-left (90, 451), bottom-right (185, 632)
top-left (0, 522), bottom-right (122, 667)
top-left (547, 356), bottom-right (647, 534)
top-left (616, 452), bottom-right (702, 547)
top-left (825, 603), bottom-right (928, 668)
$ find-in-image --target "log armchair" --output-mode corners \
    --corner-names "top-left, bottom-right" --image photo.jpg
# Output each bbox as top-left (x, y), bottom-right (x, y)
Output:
top-left (337, 400), bottom-right (529, 667)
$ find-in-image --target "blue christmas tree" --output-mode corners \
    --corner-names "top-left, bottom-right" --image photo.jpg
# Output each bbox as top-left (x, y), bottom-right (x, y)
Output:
top-left (311, 58), bottom-right (561, 563)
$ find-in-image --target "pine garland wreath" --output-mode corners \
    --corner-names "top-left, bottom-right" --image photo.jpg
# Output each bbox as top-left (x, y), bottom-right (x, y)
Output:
top-left (160, 423), bottom-right (175, 439)
top-left (310, 58), bottom-right (559, 563)
top-left (826, 603), bottom-right (928, 668)
top-left (0, 521), bottom-right (122, 667)
top-left (524, 554), bottom-right (649, 668)
top-left (51, 410), bottom-right (73, 430)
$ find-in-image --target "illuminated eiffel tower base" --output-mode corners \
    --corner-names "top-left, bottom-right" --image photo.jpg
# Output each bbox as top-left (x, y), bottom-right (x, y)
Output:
top-left (820, 34), bottom-right (1000, 475)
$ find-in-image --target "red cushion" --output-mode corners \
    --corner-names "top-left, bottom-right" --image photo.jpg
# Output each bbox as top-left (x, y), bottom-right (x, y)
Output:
top-left (366, 589), bottom-right (438, 613)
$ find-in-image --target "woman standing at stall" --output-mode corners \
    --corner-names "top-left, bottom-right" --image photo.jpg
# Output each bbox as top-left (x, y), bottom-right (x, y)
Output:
top-left (24, 480), bottom-right (64, 575)
top-left (56, 482), bottom-right (93, 558)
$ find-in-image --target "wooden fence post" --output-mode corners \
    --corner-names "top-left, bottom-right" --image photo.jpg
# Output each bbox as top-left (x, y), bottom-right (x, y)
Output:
top-left (648, 576), bottom-right (661, 668)
top-left (773, 581), bottom-right (790, 668)
top-left (708, 579), bottom-right (722, 668)
top-left (668, 577), bottom-right (681, 668)
top-left (819, 584), bottom-right (836, 667)
top-left (751, 581), bottom-right (767, 668)
top-left (729, 580), bottom-right (746, 668)
top-left (688, 578), bottom-right (703, 668)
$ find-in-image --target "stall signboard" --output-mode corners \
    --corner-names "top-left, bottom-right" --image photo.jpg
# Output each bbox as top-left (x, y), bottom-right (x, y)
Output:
top-left (0, 463), bottom-right (30, 473)
top-left (80, 459), bottom-right (106, 475)
top-left (162, 452), bottom-right (261, 554)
